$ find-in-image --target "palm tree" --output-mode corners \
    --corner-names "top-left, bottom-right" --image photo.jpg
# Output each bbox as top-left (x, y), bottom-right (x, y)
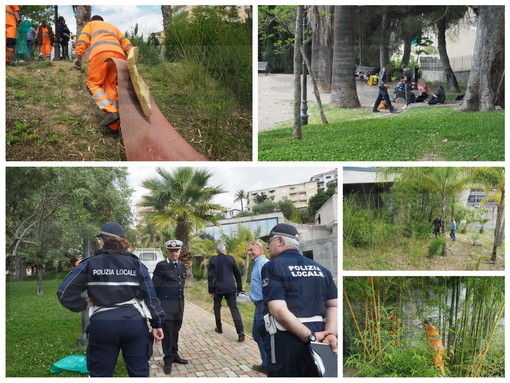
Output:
top-left (140, 167), bottom-right (225, 274)
top-left (329, 6), bottom-right (360, 108)
top-left (471, 168), bottom-right (505, 262)
top-left (383, 168), bottom-right (475, 256)
top-left (234, 189), bottom-right (247, 212)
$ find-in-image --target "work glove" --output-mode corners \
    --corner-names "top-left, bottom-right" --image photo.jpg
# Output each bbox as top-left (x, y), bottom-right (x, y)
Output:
top-left (74, 58), bottom-right (82, 70)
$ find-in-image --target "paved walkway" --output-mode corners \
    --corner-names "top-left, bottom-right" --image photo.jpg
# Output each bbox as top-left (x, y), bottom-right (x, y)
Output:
top-left (149, 301), bottom-right (265, 377)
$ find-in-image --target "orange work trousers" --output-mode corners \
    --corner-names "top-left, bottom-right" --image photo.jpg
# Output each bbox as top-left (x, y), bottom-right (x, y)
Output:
top-left (431, 345), bottom-right (446, 376)
top-left (40, 41), bottom-right (52, 61)
top-left (6, 24), bottom-right (16, 62)
top-left (87, 51), bottom-right (126, 130)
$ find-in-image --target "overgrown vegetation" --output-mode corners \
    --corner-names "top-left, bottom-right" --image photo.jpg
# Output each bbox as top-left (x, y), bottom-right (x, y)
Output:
top-left (343, 167), bottom-right (505, 270)
top-left (259, 106), bottom-right (504, 161)
top-left (344, 277), bottom-right (505, 377)
top-left (6, 7), bottom-right (252, 161)
top-left (165, 6), bottom-right (252, 107)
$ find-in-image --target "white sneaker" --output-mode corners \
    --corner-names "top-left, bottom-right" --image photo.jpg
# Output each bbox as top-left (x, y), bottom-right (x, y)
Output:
top-left (402, 104), bottom-right (409, 110)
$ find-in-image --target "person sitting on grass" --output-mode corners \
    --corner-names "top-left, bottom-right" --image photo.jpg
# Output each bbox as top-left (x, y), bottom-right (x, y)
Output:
top-left (428, 84), bottom-right (445, 105)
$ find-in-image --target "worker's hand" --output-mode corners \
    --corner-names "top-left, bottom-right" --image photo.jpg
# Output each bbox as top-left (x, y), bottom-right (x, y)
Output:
top-left (209, 293), bottom-right (215, 298)
top-left (316, 331), bottom-right (338, 353)
top-left (74, 57), bottom-right (82, 70)
top-left (86, 297), bottom-right (94, 308)
top-left (152, 328), bottom-right (164, 344)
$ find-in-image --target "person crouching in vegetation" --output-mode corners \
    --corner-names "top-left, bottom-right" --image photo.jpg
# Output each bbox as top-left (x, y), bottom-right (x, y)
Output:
top-left (423, 319), bottom-right (446, 376)
top-left (74, 15), bottom-right (133, 131)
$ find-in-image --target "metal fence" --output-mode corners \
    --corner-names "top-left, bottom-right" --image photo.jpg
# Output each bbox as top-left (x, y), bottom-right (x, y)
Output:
top-left (420, 55), bottom-right (473, 71)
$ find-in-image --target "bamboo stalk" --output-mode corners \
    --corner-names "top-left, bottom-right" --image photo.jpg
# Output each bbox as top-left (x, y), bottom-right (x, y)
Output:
top-left (344, 289), bottom-right (372, 358)
top-left (471, 300), bottom-right (505, 377)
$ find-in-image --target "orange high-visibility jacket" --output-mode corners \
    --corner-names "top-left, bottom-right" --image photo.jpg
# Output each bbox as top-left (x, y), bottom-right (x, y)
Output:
top-left (76, 20), bottom-right (132, 60)
top-left (6, 5), bottom-right (21, 38)
top-left (36, 25), bottom-right (54, 44)
top-left (426, 325), bottom-right (444, 351)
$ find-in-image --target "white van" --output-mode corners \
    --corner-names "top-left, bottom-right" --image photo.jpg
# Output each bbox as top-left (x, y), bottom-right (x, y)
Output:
top-left (132, 248), bottom-right (165, 276)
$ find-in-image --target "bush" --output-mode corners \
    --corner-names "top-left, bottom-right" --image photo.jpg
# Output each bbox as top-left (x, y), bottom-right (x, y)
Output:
top-left (428, 237), bottom-right (446, 256)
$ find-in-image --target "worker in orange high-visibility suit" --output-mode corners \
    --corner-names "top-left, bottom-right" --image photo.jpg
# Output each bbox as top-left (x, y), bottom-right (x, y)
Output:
top-left (6, 5), bottom-right (21, 64)
top-left (75, 15), bottom-right (133, 131)
top-left (35, 19), bottom-right (54, 61)
top-left (423, 320), bottom-right (446, 376)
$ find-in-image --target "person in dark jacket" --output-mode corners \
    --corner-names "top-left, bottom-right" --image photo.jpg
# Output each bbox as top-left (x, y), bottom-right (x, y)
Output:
top-left (208, 244), bottom-right (245, 341)
top-left (428, 85), bottom-right (446, 105)
top-left (56, 16), bottom-right (70, 60)
top-left (57, 222), bottom-right (165, 377)
top-left (152, 239), bottom-right (189, 375)
top-left (260, 224), bottom-right (337, 377)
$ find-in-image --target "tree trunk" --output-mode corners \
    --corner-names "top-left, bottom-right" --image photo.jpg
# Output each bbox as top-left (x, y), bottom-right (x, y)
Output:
top-left (293, 6), bottom-right (303, 139)
top-left (379, 12), bottom-right (390, 70)
top-left (73, 6), bottom-right (91, 39)
top-left (459, 6), bottom-right (505, 111)
top-left (329, 6), bottom-right (361, 108)
top-left (491, 190), bottom-right (504, 262)
top-left (400, 40), bottom-right (411, 69)
top-left (161, 5), bottom-right (173, 30)
top-left (437, 17), bottom-right (460, 93)
top-left (36, 264), bottom-right (44, 295)
top-left (310, 6), bottom-right (333, 93)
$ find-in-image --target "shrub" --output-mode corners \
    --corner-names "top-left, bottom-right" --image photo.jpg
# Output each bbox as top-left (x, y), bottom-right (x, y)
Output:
top-left (428, 237), bottom-right (446, 257)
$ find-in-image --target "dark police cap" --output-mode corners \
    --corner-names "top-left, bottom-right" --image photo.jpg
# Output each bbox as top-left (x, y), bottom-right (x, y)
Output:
top-left (260, 223), bottom-right (299, 243)
top-left (165, 239), bottom-right (183, 250)
top-left (95, 222), bottom-right (125, 240)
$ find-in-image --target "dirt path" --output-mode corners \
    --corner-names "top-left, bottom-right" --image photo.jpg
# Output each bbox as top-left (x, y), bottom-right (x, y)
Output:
top-left (257, 73), bottom-right (431, 131)
top-left (258, 73), bottom-right (383, 131)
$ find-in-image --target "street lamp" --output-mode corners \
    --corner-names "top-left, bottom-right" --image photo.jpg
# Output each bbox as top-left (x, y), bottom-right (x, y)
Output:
top-left (300, 7), bottom-right (309, 126)
top-left (53, 5), bottom-right (60, 60)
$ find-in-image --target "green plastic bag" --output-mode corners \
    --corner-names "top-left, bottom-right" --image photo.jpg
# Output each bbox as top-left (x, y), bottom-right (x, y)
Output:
top-left (15, 19), bottom-right (31, 60)
top-left (50, 355), bottom-right (89, 374)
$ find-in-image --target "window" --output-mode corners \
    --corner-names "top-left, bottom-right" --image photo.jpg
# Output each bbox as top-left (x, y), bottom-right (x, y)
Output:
top-left (140, 252), bottom-right (157, 261)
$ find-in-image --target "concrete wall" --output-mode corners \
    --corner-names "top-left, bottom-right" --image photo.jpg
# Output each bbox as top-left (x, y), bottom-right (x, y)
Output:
top-left (301, 235), bottom-right (338, 281)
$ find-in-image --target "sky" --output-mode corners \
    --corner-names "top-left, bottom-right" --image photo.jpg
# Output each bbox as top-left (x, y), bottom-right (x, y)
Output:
top-left (49, 5), bottom-right (163, 39)
top-left (126, 166), bottom-right (336, 211)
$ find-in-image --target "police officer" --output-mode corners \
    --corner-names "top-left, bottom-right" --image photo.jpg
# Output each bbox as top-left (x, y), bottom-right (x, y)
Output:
top-left (208, 244), bottom-right (245, 342)
top-left (260, 223), bottom-right (338, 377)
top-left (152, 239), bottom-right (189, 374)
top-left (57, 222), bottom-right (166, 377)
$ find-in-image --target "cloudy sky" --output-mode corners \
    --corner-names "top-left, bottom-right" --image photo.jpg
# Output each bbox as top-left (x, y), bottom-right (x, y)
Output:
top-left (52, 5), bottom-right (163, 38)
top-left (126, 166), bottom-right (336, 211)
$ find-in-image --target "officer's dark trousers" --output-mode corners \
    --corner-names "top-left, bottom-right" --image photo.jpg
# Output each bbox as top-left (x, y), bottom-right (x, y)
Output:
top-left (87, 307), bottom-right (152, 377)
top-left (162, 316), bottom-right (183, 366)
top-left (213, 293), bottom-right (244, 334)
top-left (252, 302), bottom-right (268, 366)
top-left (265, 325), bottom-right (323, 377)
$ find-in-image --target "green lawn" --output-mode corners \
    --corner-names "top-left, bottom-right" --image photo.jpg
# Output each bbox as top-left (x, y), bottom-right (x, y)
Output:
top-left (259, 106), bottom-right (504, 161)
top-left (6, 273), bottom-right (255, 377)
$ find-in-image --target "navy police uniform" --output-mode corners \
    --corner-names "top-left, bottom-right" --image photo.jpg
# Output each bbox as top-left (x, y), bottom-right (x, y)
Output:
top-left (57, 248), bottom-right (166, 377)
top-left (152, 256), bottom-right (187, 367)
top-left (208, 252), bottom-right (245, 335)
top-left (261, 248), bottom-right (337, 377)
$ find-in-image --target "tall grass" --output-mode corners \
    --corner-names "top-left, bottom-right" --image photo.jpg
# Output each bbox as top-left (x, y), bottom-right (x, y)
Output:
top-left (343, 194), bottom-right (400, 248)
top-left (165, 6), bottom-right (252, 106)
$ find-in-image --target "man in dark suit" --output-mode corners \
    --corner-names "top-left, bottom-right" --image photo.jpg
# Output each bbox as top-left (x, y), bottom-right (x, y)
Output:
top-left (152, 240), bottom-right (189, 374)
top-left (208, 244), bottom-right (245, 342)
